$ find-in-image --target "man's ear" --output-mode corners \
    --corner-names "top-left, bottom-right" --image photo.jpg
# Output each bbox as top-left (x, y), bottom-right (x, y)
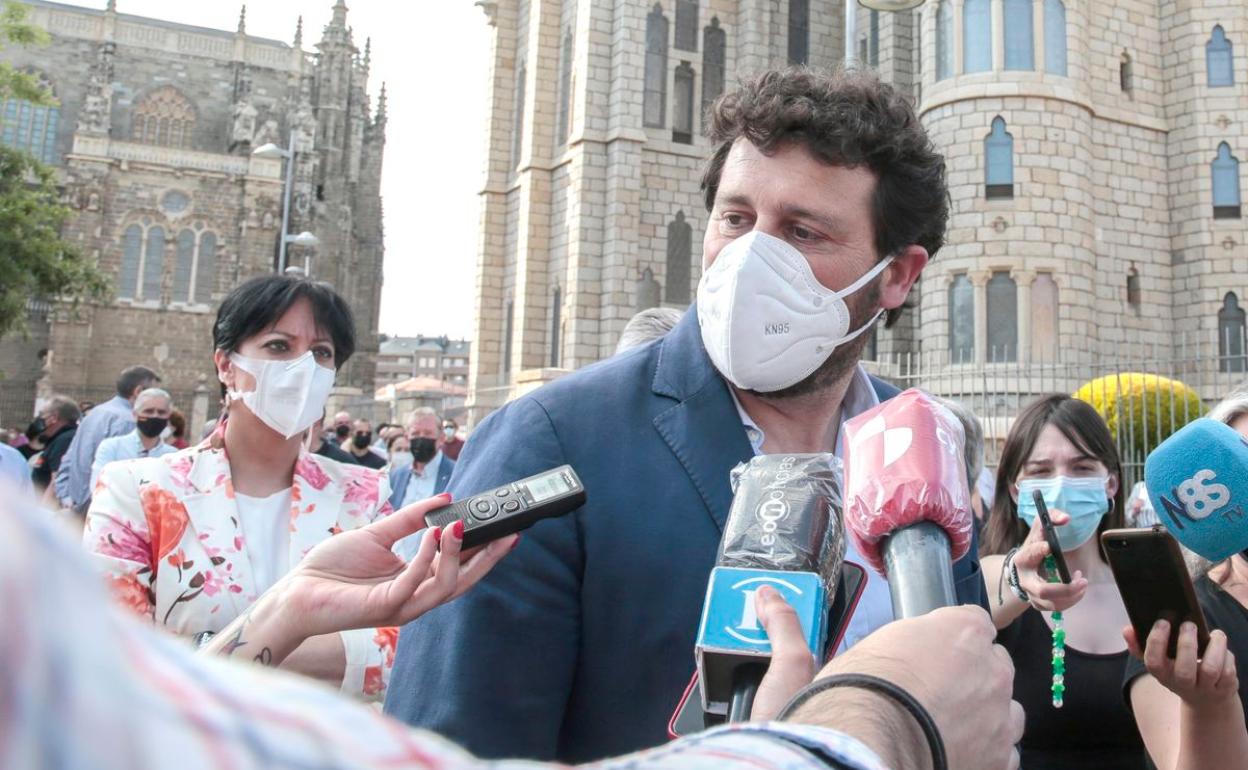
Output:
top-left (878, 245), bottom-right (928, 315)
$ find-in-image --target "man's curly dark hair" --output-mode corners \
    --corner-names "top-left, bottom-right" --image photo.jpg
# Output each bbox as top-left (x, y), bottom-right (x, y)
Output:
top-left (700, 67), bottom-right (949, 327)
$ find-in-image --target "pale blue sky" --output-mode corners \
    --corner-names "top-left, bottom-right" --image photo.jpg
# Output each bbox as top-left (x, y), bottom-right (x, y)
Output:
top-left (115, 0), bottom-right (490, 340)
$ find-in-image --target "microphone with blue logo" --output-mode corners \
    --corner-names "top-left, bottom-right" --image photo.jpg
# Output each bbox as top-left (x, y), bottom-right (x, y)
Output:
top-left (1146, 417), bottom-right (1248, 560)
top-left (694, 453), bottom-right (845, 721)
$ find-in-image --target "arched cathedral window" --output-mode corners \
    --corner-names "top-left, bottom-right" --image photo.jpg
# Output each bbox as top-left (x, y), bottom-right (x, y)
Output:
top-left (936, 0), bottom-right (954, 80)
top-left (702, 17), bottom-right (726, 121)
top-left (788, 0), bottom-right (809, 65)
top-left (1219, 292), bottom-right (1247, 373)
top-left (1207, 26), bottom-right (1235, 87)
top-left (172, 226), bottom-right (219, 304)
top-left (986, 271), bottom-right (1018, 362)
top-left (133, 86), bottom-right (196, 148)
top-left (644, 4), bottom-right (669, 128)
top-left (948, 274), bottom-right (974, 363)
top-left (1044, 0), bottom-right (1067, 75)
top-left (675, 0), bottom-right (698, 51)
top-left (1212, 142), bottom-right (1242, 219)
top-left (963, 0), bottom-right (992, 73)
top-left (985, 117), bottom-right (1014, 199)
top-left (666, 211), bottom-right (692, 304)
top-left (1004, 0), bottom-right (1033, 71)
top-left (0, 73), bottom-right (59, 164)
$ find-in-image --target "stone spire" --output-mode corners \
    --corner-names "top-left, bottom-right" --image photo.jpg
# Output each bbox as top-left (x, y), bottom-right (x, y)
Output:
top-left (237, 4), bottom-right (246, 35)
top-left (294, 15), bottom-right (303, 46)
top-left (319, 0), bottom-right (352, 48)
top-left (363, 37), bottom-right (371, 70)
top-left (330, 0), bottom-right (348, 27)
top-left (375, 81), bottom-right (387, 126)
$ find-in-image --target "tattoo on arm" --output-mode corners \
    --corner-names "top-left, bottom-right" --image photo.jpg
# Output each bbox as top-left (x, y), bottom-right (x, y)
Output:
top-left (213, 608), bottom-right (276, 667)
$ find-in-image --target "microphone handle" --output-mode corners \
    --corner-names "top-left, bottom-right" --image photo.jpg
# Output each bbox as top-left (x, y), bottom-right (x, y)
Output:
top-left (883, 522), bottom-right (957, 618)
top-left (727, 662), bottom-right (767, 723)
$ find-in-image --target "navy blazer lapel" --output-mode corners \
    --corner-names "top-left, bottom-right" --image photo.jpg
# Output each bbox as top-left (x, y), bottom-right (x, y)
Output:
top-left (651, 306), bottom-right (753, 532)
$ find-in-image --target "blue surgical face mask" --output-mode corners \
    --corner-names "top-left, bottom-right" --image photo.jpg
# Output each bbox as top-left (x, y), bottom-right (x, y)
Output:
top-left (1016, 475), bottom-right (1111, 551)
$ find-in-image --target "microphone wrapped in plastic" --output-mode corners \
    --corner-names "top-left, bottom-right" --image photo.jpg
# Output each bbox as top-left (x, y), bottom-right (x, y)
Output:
top-left (695, 453), bottom-right (845, 721)
top-left (1146, 417), bottom-right (1248, 560)
top-left (843, 389), bottom-right (974, 618)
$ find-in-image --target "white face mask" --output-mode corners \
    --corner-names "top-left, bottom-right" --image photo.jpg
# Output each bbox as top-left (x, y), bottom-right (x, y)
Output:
top-left (696, 231), bottom-right (892, 393)
top-left (226, 351), bottom-right (336, 440)
top-left (390, 451), bottom-right (415, 469)
top-left (443, 427), bottom-right (456, 440)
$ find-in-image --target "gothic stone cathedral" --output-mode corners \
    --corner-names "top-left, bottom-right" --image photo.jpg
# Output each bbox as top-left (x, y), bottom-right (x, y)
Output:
top-left (0, 0), bottom-right (385, 418)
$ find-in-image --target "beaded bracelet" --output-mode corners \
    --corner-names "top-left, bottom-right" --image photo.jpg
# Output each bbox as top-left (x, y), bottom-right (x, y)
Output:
top-left (1045, 554), bottom-right (1066, 708)
top-left (776, 673), bottom-right (948, 770)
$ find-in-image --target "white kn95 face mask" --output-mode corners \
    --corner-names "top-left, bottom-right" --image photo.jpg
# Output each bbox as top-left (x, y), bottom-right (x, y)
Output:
top-left (227, 351), bottom-right (336, 440)
top-left (696, 230), bottom-right (891, 393)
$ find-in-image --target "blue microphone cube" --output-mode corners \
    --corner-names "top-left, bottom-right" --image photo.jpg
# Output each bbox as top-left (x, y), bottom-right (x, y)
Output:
top-left (695, 566), bottom-right (828, 714)
top-left (1146, 418), bottom-right (1248, 561)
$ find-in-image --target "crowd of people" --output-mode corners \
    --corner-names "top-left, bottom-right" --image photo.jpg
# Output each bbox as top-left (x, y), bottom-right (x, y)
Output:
top-left (4, 65), bottom-right (1248, 770)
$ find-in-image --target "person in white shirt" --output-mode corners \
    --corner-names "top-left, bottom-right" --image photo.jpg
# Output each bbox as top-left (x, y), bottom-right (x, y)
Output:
top-left (90, 388), bottom-right (179, 492)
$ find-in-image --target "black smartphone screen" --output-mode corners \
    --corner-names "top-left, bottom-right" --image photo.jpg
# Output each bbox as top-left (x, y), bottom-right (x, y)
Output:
top-left (1033, 489), bottom-right (1072, 583)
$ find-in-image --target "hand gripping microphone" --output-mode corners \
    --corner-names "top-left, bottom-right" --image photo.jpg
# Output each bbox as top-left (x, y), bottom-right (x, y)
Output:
top-left (1145, 418), bottom-right (1248, 561)
top-left (843, 389), bottom-right (974, 618)
top-left (694, 453), bottom-right (845, 721)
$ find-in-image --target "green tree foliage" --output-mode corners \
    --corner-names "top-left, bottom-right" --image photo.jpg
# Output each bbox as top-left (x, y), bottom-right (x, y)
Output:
top-left (0, 1), bottom-right (52, 104)
top-left (0, 1), bottom-right (110, 338)
top-left (1073, 373), bottom-right (1207, 460)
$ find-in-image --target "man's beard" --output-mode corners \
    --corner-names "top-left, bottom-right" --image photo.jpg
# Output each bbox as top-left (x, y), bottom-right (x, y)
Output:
top-left (744, 283), bottom-right (882, 401)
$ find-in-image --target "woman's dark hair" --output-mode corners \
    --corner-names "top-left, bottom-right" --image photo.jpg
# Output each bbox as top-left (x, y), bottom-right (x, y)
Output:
top-left (700, 67), bottom-right (948, 327)
top-left (168, 409), bottom-right (187, 438)
top-left (982, 395), bottom-right (1126, 560)
top-left (212, 274), bottom-right (356, 368)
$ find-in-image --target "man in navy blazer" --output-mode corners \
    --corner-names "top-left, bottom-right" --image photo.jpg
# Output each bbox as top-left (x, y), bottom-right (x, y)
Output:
top-left (385, 69), bottom-right (986, 762)
top-left (387, 454), bottom-right (454, 510)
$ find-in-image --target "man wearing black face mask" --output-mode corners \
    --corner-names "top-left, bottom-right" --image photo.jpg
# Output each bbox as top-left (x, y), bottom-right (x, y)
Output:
top-left (332, 411), bottom-right (353, 444)
top-left (30, 396), bottom-right (81, 495)
top-left (89, 388), bottom-right (179, 491)
top-left (345, 418), bottom-right (387, 470)
top-left (387, 407), bottom-right (454, 519)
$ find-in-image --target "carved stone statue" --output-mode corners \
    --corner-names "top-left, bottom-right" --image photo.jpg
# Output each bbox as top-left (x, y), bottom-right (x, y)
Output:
top-left (254, 118), bottom-right (280, 148)
top-left (231, 100), bottom-right (258, 147)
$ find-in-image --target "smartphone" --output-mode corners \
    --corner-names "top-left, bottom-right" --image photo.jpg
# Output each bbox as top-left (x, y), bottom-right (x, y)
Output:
top-left (1033, 490), bottom-right (1072, 584)
top-left (1102, 527), bottom-right (1210, 658)
top-left (668, 562), bottom-right (868, 738)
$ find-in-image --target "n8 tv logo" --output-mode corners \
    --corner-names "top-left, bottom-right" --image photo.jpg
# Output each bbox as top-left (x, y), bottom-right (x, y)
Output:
top-left (697, 567), bottom-right (827, 655)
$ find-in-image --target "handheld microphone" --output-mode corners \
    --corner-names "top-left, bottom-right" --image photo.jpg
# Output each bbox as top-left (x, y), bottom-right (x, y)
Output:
top-left (1145, 418), bottom-right (1248, 561)
top-left (694, 453), bottom-right (845, 720)
top-left (843, 389), bottom-right (974, 618)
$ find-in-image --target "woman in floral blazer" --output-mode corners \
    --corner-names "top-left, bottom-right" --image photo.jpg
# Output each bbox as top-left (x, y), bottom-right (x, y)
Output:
top-left (84, 274), bottom-right (401, 701)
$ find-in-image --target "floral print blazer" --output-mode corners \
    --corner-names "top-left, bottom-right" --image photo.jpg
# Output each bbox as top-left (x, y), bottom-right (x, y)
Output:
top-left (83, 438), bottom-right (400, 701)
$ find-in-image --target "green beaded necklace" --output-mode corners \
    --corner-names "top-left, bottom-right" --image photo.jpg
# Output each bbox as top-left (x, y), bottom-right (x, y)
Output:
top-left (1046, 554), bottom-right (1066, 708)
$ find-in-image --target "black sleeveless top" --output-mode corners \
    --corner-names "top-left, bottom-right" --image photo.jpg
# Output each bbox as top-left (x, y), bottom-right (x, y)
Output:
top-left (1124, 574), bottom-right (1248, 727)
top-left (997, 608), bottom-right (1148, 770)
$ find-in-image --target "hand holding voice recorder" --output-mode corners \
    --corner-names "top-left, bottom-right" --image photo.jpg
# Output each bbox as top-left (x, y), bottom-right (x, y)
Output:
top-left (424, 465), bottom-right (586, 549)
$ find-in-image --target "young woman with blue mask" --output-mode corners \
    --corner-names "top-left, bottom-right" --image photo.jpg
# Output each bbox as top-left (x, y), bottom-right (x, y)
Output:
top-left (980, 395), bottom-right (1144, 769)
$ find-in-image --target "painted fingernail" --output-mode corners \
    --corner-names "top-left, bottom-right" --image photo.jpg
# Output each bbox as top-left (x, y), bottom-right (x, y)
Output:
top-left (430, 526), bottom-right (442, 543)
top-left (440, 492), bottom-right (453, 502)
top-left (452, 519), bottom-right (465, 540)
top-left (510, 534), bottom-right (522, 550)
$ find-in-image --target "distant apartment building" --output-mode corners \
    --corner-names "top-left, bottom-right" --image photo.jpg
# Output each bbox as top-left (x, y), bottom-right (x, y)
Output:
top-left (376, 335), bottom-right (472, 387)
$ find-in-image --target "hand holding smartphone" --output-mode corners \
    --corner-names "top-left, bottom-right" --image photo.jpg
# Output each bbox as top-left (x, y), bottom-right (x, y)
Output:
top-left (1103, 527), bottom-right (1210, 658)
top-left (1032, 490), bottom-right (1072, 584)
